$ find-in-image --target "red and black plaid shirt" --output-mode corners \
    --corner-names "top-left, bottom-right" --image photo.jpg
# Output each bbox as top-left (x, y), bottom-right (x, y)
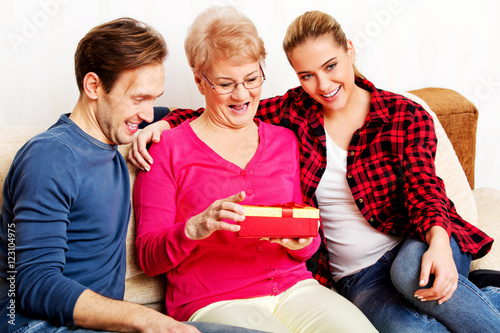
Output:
top-left (164, 78), bottom-right (493, 288)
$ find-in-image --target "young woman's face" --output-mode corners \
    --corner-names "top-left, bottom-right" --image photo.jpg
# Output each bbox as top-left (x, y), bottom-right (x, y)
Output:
top-left (288, 37), bottom-right (356, 113)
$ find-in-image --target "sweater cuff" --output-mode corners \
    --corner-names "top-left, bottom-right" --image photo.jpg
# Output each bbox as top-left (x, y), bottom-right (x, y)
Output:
top-left (65, 285), bottom-right (88, 326)
top-left (173, 220), bottom-right (199, 252)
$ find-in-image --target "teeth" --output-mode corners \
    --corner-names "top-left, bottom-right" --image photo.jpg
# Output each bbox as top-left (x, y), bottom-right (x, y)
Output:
top-left (323, 86), bottom-right (341, 98)
top-left (230, 103), bottom-right (248, 112)
top-left (127, 122), bottom-right (138, 129)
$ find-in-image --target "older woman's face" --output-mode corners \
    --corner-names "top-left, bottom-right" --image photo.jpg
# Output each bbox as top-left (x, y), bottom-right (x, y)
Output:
top-left (198, 60), bottom-right (263, 129)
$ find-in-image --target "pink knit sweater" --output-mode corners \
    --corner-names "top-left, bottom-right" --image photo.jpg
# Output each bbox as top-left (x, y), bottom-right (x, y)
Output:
top-left (134, 120), bottom-right (320, 320)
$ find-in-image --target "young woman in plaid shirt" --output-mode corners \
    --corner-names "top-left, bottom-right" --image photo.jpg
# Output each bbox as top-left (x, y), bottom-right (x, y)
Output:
top-left (129, 10), bottom-right (500, 333)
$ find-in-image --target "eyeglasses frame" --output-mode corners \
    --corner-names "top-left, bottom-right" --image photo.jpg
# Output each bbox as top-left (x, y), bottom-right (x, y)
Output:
top-left (203, 64), bottom-right (266, 95)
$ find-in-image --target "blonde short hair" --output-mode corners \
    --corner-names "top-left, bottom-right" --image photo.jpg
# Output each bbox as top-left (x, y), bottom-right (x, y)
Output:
top-left (184, 6), bottom-right (266, 77)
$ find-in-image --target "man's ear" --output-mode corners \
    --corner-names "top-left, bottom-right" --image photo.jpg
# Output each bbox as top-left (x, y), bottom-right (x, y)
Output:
top-left (82, 72), bottom-right (101, 100)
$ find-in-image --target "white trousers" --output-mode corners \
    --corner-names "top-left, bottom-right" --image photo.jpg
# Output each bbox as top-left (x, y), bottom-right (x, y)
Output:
top-left (189, 279), bottom-right (377, 333)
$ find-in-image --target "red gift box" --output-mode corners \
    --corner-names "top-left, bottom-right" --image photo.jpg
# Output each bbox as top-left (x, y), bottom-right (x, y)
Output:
top-left (237, 203), bottom-right (319, 238)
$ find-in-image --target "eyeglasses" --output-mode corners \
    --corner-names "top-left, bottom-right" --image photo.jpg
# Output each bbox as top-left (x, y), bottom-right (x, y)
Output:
top-left (203, 64), bottom-right (266, 95)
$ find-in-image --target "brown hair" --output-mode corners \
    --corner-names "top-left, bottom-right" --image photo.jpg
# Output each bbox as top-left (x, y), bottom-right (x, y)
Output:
top-left (283, 10), bottom-right (365, 80)
top-left (184, 6), bottom-right (266, 77)
top-left (74, 17), bottom-right (167, 94)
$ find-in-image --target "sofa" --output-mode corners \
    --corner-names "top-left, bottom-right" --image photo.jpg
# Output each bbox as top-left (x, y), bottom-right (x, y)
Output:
top-left (1, 88), bottom-right (499, 313)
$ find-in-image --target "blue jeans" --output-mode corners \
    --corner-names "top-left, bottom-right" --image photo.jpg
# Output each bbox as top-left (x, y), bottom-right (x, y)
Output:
top-left (13, 319), bottom-right (268, 333)
top-left (336, 237), bottom-right (500, 333)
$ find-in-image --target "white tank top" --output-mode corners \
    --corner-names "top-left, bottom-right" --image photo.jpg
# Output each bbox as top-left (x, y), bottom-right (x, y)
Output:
top-left (315, 132), bottom-right (402, 282)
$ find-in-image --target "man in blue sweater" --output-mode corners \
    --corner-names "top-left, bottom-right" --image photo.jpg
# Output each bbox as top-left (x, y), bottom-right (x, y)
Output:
top-left (0, 18), bottom-right (262, 333)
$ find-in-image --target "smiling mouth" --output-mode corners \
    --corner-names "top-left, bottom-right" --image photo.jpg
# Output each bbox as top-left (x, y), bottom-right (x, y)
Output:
top-left (126, 122), bottom-right (139, 133)
top-left (229, 102), bottom-right (249, 113)
top-left (322, 85), bottom-right (341, 98)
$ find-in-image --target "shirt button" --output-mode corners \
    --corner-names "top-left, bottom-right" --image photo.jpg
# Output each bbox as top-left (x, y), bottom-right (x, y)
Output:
top-left (272, 287), bottom-right (279, 293)
top-left (256, 246), bottom-right (262, 252)
top-left (240, 170), bottom-right (247, 176)
top-left (370, 217), bottom-right (374, 222)
top-left (350, 151), bottom-right (355, 156)
top-left (246, 189), bottom-right (253, 195)
top-left (347, 174), bottom-right (352, 179)
top-left (358, 198), bottom-right (363, 203)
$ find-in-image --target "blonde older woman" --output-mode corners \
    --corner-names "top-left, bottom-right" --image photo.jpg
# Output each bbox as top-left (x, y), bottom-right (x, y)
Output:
top-left (133, 6), bottom-right (376, 333)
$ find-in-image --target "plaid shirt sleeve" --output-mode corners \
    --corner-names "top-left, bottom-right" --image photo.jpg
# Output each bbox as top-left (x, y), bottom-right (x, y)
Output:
top-left (256, 95), bottom-right (287, 125)
top-left (349, 81), bottom-right (492, 259)
top-left (163, 108), bottom-right (205, 128)
top-left (401, 103), bottom-right (453, 239)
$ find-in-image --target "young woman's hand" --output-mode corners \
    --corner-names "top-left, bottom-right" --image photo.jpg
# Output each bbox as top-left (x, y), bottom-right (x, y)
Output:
top-left (414, 226), bottom-right (459, 304)
top-left (184, 191), bottom-right (246, 240)
top-left (127, 120), bottom-right (170, 171)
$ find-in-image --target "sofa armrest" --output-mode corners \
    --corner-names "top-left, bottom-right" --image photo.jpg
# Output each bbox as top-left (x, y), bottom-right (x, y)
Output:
top-left (409, 88), bottom-right (478, 189)
top-left (470, 187), bottom-right (500, 271)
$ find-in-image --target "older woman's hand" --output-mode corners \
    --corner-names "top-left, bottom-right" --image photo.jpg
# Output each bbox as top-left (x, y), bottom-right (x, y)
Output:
top-left (269, 237), bottom-right (314, 251)
top-left (185, 191), bottom-right (246, 240)
top-left (266, 220), bottom-right (318, 250)
top-left (128, 120), bottom-right (170, 171)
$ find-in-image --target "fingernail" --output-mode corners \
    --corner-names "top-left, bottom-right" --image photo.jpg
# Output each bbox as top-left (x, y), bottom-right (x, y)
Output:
top-left (438, 300), bottom-right (443, 305)
top-left (420, 298), bottom-right (427, 302)
top-left (148, 159), bottom-right (153, 164)
top-left (144, 165), bottom-right (150, 172)
top-left (419, 279), bottom-right (425, 286)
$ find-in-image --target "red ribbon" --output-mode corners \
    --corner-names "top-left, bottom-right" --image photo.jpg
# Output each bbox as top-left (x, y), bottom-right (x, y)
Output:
top-left (268, 202), bottom-right (311, 218)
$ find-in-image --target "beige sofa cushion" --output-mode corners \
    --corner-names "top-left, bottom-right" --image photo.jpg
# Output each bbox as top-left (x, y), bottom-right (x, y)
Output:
top-left (117, 144), bottom-right (167, 306)
top-left (0, 127), bottom-right (45, 192)
top-left (470, 187), bottom-right (500, 270)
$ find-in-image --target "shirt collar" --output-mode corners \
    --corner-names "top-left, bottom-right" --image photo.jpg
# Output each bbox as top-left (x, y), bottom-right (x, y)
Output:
top-left (355, 77), bottom-right (390, 124)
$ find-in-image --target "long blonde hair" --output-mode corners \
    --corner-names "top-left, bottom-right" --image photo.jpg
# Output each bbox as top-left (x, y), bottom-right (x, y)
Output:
top-left (283, 10), bottom-right (365, 80)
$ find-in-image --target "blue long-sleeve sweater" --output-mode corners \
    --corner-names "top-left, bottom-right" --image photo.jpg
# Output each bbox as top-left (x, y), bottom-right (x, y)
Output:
top-left (0, 114), bottom-right (130, 332)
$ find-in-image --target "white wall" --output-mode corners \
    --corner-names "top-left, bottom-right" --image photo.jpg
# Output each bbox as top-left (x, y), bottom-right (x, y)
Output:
top-left (1, 0), bottom-right (499, 190)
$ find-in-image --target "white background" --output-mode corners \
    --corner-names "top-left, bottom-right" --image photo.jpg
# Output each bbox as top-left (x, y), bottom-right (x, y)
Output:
top-left (1, 0), bottom-right (499, 190)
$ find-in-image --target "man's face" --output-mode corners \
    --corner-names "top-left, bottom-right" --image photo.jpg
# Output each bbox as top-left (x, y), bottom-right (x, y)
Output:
top-left (96, 63), bottom-right (165, 145)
